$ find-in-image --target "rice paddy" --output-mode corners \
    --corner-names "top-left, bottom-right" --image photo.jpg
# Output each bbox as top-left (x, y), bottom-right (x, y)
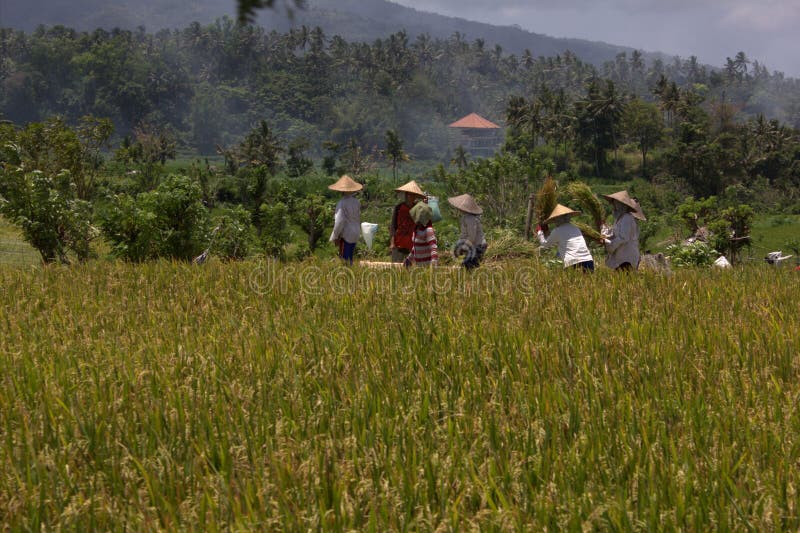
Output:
top-left (1, 259), bottom-right (799, 529)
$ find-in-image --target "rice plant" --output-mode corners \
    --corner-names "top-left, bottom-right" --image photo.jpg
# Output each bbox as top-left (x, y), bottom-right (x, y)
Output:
top-left (1, 260), bottom-right (799, 530)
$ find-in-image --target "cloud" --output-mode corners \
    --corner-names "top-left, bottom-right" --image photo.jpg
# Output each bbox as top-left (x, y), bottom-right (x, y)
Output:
top-left (721, 2), bottom-right (800, 31)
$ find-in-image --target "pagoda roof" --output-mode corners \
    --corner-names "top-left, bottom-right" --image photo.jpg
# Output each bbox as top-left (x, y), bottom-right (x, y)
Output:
top-left (448, 113), bottom-right (501, 129)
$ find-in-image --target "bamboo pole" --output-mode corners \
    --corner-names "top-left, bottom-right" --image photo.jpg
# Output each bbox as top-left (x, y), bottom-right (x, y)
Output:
top-left (524, 193), bottom-right (535, 240)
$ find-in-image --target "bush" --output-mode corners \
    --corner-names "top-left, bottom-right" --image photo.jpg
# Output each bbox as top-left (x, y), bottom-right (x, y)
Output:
top-left (0, 167), bottom-right (94, 264)
top-left (665, 241), bottom-right (718, 267)
top-left (100, 174), bottom-right (209, 261)
top-left (259, 201), bottom-right (291, 259)
top-left (293, 194), bottom-right (332, 251)
top-left (210, 205), bottom-right (255, 261)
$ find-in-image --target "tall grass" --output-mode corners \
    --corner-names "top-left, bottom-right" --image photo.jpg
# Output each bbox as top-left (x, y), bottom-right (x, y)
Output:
top-left (1, 260), bottom-right (799, 529)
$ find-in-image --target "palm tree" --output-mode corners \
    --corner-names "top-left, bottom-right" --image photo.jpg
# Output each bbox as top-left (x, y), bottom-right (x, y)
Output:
top-left (451, 145), bottom-right (469, 171)
top-left (242, 120), bottom-right (283, 173)
top-left (733, 51), bottom-right (749, 80)
top-left (382, 129), bottom-right (410, 182)
top-left (522, 49), bottom-right (535, 69)
top-left (505, 96), bottom-right (542, 150)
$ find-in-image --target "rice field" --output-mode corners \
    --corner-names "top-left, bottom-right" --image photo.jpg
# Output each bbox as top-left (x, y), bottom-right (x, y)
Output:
top-left (1, 260), bottom-right (799, 530)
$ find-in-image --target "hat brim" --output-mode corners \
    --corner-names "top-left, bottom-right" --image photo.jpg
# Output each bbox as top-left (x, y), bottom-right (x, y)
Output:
top-left (447, 196), bottom-right (483, 215)
top-left (602, 192), bottom-right (638, 211)
top-left (328, 175), bottom-right (363, 192)
top-left (544, 210), bottom-right (580, 225)
top-left (394, 181), bottom-right (425, 196)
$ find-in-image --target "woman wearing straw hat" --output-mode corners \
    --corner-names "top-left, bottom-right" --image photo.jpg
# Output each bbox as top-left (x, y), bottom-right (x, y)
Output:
top-left (390, 180), bottom-right (425, 263)
top-left (328, 175), bottom-right (363, 265)
top-left (601, 190), bottom-right (644, 271)
top-left (448, 194), bottom-right (488, 270)
top-left (536, 204), bottom-right (595, 271)
top-left (405, 202), bottom-right (438, 267)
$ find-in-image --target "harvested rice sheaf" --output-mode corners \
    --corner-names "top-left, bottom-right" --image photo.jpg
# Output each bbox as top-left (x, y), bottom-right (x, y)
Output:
top-left (565, 181), bottom-right (606, 231)
top-left (573, 221), bottom-right (605, 244)
top-left (534, 176), bottom-right (558, 225)
top-left (484, 229), bottom-right (539, 260)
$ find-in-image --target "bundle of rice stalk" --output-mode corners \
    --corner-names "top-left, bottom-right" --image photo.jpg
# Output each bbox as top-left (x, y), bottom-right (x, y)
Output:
top-left (534, 176), bottom-right (558, 225)
top-left (484, 229), bottom-right (539, 261)
top-left (573, 221), bottom-right (605, 244)
top-left (565, 181), bottom-right (606, 231)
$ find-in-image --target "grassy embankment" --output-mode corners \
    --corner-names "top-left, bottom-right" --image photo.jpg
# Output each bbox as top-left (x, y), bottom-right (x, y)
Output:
top-left (1, 259), bottom-right (799, 529)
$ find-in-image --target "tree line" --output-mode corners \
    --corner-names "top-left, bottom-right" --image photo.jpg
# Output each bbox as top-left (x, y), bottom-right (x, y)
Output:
top-left (2, 21), bottom-right (799, 157)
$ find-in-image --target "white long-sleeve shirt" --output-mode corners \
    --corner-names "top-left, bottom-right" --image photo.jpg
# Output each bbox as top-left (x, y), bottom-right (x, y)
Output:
top-left (605, 212), bottom-right (640, 269)
top-left (538, 223), bottom-right (593, 268)
top-left (329, 195), bottom-right (361, 244)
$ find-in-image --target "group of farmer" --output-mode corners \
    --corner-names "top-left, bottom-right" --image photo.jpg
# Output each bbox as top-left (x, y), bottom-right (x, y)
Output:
top-left (536, 190), bottom-right (646, 272)
top-left (328, 174), bottom-right (644, 271)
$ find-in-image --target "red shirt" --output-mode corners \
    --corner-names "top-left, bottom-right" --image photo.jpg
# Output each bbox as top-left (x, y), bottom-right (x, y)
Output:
top-left (392, 203), bottom-right (415, 251)
top-left (410, 225), bottom-right (438, 266)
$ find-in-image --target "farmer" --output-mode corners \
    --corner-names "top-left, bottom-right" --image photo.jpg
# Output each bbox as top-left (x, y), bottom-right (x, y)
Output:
top-left (601, 190), bottom-right (644, 271)
top-left (447, 193), bottom-right (488, 269)
top-left (328, 174), bottom-right (362, 265)
top-left (536, 204), bottom-right (595, 271)
top-left (389, 180), bottom-right (425, 263)
top-left (405, 202), bottom-right (438, 267)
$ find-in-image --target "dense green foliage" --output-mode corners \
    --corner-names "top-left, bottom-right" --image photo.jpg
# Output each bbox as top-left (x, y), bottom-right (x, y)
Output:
top-left (99, 174), bottom-right (210, 261)
top-left (0, 122), bottom-right (99, 263)
top-left (2, 261), bottom-right (800, 529)
top-left (2, 22), bottom-right (799, 159)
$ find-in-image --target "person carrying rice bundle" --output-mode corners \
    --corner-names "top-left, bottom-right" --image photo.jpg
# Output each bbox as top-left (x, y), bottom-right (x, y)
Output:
top-left (328, 175), bottom-right (362, 265)
top-left (601, 190), bottom-right (644, 271)
top-left (536, 204), bottom-right (595, 272)
top-left (447, 194), bottom-right (488, 270)
top-left (390, 180), bottom-right (426, 263)
top-left (405, 202), bottom-right (438, 267)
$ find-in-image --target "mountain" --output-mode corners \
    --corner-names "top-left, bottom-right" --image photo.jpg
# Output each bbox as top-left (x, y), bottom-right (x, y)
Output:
top-left (1, 0), bottom-right (661, 67)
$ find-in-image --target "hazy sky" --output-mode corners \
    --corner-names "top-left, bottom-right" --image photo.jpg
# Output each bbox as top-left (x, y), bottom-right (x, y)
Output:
top-left (391, 0), bottom-right (800, 77)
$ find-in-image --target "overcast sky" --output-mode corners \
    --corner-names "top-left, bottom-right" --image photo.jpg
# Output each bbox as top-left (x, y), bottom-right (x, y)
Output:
top-left (392, 0), bottom-right (800, 77)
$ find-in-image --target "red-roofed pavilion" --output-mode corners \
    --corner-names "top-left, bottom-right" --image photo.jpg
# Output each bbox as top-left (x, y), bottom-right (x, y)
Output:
top-left (448, 113), bottom-right (502, 157)
top-left (448, 113), bottom-right (501, 129)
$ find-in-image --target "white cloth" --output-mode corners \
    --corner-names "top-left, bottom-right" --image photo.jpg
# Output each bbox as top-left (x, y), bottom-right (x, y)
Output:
top-left (459, 214), bottom-right (486, 247)
top-left (605, 212), bottom-right (640, 269)
top-left (538, 223), bottom-right (593, 268)
top-left (329, 195), bottom-right (361, 244)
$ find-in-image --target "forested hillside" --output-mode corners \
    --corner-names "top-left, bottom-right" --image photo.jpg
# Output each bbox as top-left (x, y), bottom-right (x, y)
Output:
top-left (1, 0), bottom-right (651, 67)
top-left (2, 22), bottom-right (799, 152)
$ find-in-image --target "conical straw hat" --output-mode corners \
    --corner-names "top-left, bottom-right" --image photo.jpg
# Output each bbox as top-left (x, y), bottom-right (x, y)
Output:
top-left (328, 175), bottom-right (363, 192)
top-left (630, 198), bottom-right (647, 221)
top-left (395, 180), bottom-right (425, 196)
top-left (447, 194), bottom-right (482, 215)
top-left (601, 190), bottom-right (638, 211)
top-left (544, 204), bottom-right (581, 224)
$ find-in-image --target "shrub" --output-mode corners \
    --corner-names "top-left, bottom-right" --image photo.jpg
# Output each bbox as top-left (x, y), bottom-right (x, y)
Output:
top-left (259, 201), bottom-right (291, 259)
top-left (293, 194), bottom-right (332, 251)
top-left (0, 167), bottom-right (94, 264)
top-left (210, 205), bottom-right (255, 261)
top-left (100, 174), bottom-right (209, 261)
top-left (665, 241), bottom-right (718, 267)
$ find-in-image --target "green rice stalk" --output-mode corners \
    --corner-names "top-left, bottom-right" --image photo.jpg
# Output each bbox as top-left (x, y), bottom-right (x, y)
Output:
top-left (565, 181), bottom-right (606, 231)
top-left (534, 176), bottom-right (558, 225)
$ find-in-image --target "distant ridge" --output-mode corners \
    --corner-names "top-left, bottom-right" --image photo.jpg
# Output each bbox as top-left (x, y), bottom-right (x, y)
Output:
top-left (1, 0), bottom-right (665, 67)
